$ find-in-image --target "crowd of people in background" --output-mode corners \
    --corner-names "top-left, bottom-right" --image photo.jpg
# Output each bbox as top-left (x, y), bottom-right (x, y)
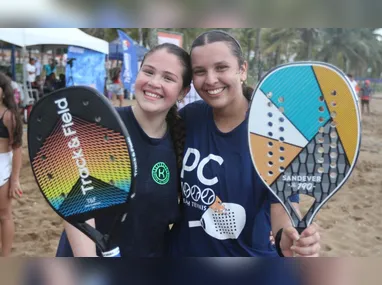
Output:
top-left (25, 57), bottom-right (66, 100)
top-left (2, 62), bottom-right (376, 118)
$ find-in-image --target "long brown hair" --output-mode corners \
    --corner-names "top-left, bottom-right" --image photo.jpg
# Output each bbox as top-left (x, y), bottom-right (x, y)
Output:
top-left (0, 72), bottom-right (23, 148)
top-left (111, 67), bottom-right (121, 81)
top-left (140, 43), bottom-right (192, 174)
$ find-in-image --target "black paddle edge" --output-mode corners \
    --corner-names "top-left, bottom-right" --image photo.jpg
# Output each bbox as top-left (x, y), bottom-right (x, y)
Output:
top-left (26, 86), bottom-right (138, 252)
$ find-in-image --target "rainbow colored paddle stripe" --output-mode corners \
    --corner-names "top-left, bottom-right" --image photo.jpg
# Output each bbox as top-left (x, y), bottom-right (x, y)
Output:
top-left (31, 116), bottom-right (132, 217)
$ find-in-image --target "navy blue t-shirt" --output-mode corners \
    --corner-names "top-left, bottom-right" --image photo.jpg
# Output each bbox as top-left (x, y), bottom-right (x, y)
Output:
top-left (56, 106), bottom-right (180, 257)
top-left (169, 101), bottom-right (293, 257)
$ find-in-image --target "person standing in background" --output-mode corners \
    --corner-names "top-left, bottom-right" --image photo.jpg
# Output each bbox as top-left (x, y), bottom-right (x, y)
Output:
top-left (109, 67), bottom-right (125, 107)
top-left (26, 58), bottom-right (36, 88)
top-left (360, 80), bottom-right (373, 116)
top-left (34, 57), bottom-right (42, 78)
top-left (347, 74), bottom-right (359, 96)
top-left (347, 74), bottom-right (362, 120)
top-left (44, 59), bottom-right (57, 80)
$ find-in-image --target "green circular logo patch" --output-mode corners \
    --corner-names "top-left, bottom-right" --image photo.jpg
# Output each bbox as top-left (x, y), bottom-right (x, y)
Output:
top-left (151, 162), bottom-right (170, 185)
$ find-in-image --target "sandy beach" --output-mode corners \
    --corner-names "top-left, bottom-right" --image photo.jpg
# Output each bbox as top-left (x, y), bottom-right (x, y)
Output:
top-left (9, 96), bottom-right (382, 257)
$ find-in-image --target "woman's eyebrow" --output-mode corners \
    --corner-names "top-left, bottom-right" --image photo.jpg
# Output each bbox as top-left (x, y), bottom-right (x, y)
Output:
top-left (192, 65), bottom-right (205, 71)
top-left (192, 61), bottom-right (230, 70)
top-left (143, 64), bottom-right (178, 79)
top-left (214, 61), bottom-right (229, 66)
top-left (163, 71), bottom-right (179, 79)
top-left (142, 64), bottom-right (156, 70)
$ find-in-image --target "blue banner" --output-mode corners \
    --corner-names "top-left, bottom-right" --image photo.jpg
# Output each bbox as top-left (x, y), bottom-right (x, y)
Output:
top-left (66, 46), bottom-right (106, 94)
top-left (117, 29), bottom-right (138, 95)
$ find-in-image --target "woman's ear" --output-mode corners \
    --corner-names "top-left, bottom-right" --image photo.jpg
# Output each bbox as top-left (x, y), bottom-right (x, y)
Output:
top-left (240, 61), bottom-right (248, 82)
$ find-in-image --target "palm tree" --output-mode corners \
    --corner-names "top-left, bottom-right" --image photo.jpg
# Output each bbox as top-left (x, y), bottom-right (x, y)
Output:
top-left (254, 28), bottom-right (262, 81)
top-left (74, 28), bottom-right (382, 79)
top-left (297, 28), bottom-right (322, 60)
top-left (164, 28), bottom-right (208, 50)
top-left (262, 28), bottom-right (300, 67)
top-left (316, 29), bottom-right (369, 73)
top-left (354, 29), bottom-right (382, 77)
top-left (148, 28), bottom-right (158, 48)
top-left (81, 28), bottom-right (119, 42)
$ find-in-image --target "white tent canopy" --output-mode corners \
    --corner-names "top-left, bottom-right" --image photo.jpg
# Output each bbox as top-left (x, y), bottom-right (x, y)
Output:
top-left (0, 28), bottom-right (109, 112)
top-left (0, 28), bottom-right (109, 54)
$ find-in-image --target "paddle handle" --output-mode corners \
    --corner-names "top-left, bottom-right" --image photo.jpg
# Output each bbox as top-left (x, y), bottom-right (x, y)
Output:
top-left (101, 247), bottom-right (121, 257)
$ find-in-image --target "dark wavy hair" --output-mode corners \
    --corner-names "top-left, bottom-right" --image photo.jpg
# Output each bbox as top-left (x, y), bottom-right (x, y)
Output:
top-left (0, 72), bottom-right (23, 148)
top-left (111, 67), bottom-right (121, 81)
top-left (140, 43), bottom-right (192, 174)
top-left (190, 30), bottom-right (254, 100)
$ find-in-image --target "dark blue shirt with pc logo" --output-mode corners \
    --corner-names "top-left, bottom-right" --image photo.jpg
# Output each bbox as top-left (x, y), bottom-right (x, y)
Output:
top-left (56, 106), bottom-right (180, 257)
top-left (169, 100), bottom-right (298, 257)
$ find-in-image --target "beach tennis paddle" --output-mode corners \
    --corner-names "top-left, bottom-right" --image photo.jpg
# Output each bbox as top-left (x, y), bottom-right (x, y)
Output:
top-left (248, 61), bottom-right (361, 233)
top-left (27, 86), bottom-right (137, 257)
top-left (188, 202), bottom-right (246, 240)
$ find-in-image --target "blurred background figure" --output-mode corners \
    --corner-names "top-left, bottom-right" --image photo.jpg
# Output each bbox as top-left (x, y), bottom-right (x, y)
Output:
top-left (43, 73), bottom-right (59, 95)
top-left (347, 74), bottom-right (362, 120)
top-left (56, 74), bottom-right (67, 89)
top-left (34, 75), bottom-right (44, 99)
top-left (347, 74), bottom-right (359, 96)
top-left (108, 67), bottom-right (124, 107)
top-left (26, 58), bottom-right (36, 89)
top-left (43, 58), bottom-right (57, 81)
top-left (34, 57), bottom-right (42, 78)
top-left (360, 79), bottom-right (373, 115)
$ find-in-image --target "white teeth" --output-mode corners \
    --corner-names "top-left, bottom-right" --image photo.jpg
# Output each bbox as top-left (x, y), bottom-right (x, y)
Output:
top-left (145, 91), bottom-right (161, 99)
top-left (207, 88), bottom-right (224, 95)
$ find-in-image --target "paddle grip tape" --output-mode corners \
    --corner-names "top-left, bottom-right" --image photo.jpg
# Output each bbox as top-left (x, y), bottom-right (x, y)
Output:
top-left (101, 247), bottom-right (121, 257)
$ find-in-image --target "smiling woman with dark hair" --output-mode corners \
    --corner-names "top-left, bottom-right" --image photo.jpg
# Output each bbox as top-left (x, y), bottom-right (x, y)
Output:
top-left (168, 30), bottom-right (321, 258)
top-left (56, 43), bottom-right (192, 257)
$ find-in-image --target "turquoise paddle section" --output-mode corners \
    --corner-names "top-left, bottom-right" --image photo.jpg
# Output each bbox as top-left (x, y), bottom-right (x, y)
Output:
top-left (260, 65), bottom-right (330, 141)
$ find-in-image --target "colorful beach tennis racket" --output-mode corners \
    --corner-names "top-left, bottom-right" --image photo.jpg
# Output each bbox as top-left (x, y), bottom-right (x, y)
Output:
top-left (28, 86), bottom-right (137, 257)
top-left (248, 62), bottom-right (361, 233)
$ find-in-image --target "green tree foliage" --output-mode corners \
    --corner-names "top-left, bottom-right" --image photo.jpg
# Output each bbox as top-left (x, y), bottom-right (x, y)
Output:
top-left (83, 28), bottom-right (382, 78)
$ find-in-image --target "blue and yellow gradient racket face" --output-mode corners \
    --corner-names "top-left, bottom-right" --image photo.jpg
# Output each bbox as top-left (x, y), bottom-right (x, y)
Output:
top-left (248, 62), bottom-right (361, 228)
top-left (28, 87), bottom-right (137, 222)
